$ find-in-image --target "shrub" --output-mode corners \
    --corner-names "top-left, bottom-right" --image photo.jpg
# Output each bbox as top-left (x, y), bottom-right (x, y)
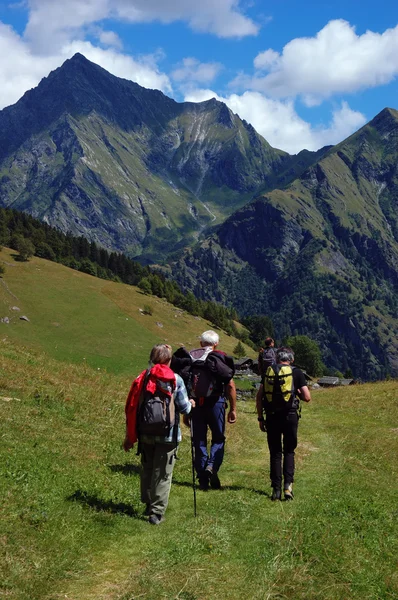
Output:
top-left (143, 304), bottom-right (153, 316)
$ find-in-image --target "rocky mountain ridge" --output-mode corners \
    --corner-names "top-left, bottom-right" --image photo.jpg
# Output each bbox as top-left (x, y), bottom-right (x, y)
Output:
top-left (1, 54), bottom-right (398, 378)
top-left (0, 53), bottom-right (324, 262)
top-left (167, 108), bottom-right (398, 379)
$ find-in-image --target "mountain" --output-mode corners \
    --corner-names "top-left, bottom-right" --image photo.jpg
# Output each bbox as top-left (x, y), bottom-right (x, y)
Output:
top-left (1, 54), bottom-right (398, 379)
top-left (167, 108), bottom-right (398, 380)
top-left (0, 53), bottom-right (324, 262)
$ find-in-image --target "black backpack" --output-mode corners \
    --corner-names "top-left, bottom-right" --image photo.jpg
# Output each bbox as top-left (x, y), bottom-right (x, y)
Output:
top-left (189, 348), bottom-right (220, 399)
top-left (259, 347), bottom-right (276, 377)
top-left (137, 372), bottom-right (176, 437)
top-left (171, 347), bottom-right (235, 400)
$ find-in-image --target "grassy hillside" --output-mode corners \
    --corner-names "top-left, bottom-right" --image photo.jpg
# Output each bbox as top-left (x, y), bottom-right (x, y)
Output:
top-left (1, 340), bottom-right (397, 600)
top-left (0, 247), bottom-right (251, 375)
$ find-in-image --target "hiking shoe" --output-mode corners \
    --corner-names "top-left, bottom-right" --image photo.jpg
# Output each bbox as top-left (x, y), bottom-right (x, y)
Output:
top-left (205, 465), bottom-right (221, 490)
top-left (148, 513), bottom-right (165, 525)
top-left (271, 488), bottom-right (282, 501)
top-left (198, 475), bottom-right (209, 491)
top-left (284, 484), bottom-right (294, 501)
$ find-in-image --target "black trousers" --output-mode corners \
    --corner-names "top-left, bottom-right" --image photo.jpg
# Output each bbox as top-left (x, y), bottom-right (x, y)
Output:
top-left (266, 410), bottom-right (298, 489)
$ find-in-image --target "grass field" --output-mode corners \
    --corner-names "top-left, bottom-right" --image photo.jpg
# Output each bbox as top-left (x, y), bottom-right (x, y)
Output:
top-left (0, 247), bottom-right (253, 375)
top-left (1, 337), bottom-right (397, 600)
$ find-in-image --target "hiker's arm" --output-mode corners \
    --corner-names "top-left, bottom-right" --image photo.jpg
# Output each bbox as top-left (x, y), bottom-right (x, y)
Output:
top-left (256, 384), bottom-right (266, 432)
top-left (226, 379), bottom-right (237, 423)
top-left (297, 385), bottom-right (311, 402)
top-left (123, 429), bottom-right (134, 452)
top-left (175, 375), bottom-right (195, 414)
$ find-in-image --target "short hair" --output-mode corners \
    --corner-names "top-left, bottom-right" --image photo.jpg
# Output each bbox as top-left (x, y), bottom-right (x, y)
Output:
top-left (264, 337), bottom-right (274, 347)
top-left (276, 346), bottom-right (295, 363)
top-left (149, 344), bottom-right (172, 365)
top-left (200, 330), bottom-right (219, 346)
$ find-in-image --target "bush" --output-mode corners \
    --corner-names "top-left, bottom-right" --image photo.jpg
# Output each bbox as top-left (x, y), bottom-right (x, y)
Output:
top-left (143, 304), bottom-right (153, 316)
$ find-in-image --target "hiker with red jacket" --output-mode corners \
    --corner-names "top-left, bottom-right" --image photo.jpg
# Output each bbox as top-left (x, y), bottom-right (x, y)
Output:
top-left (172, 330), bottom-right (237, 491)
top-left (123, 344), bottom-right (194, 525)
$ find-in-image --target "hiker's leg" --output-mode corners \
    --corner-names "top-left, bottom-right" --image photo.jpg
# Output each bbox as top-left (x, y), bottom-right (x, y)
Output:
top-left (282, 411), bottom-right (298, 486)
top-left (207, 398), bottom-right (226, 472)
top-left (191, 405), bottom-right (209, 477)
top-left (140, 442), bottom-right (155, 506)
top-left (150, 443), bottom-right (176, 516)
top-left (266, 414), bottom-right (283, 489)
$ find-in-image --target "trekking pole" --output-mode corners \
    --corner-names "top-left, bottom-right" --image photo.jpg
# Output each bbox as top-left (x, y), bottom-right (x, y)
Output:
top-left (190, 417), bottom-right (197, 517)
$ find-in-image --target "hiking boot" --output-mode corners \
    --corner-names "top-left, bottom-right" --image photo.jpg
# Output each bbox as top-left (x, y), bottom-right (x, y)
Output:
top-left (148, 513), bottom-right (165, 525)
top-left (271, 488), bottom-right (281, 501)
top-left (198, 475), bottom-right (209, 491)
top-left (205, 465), bottom-right (221, 490)
top-left (284, 484), bottom-right (294, 501)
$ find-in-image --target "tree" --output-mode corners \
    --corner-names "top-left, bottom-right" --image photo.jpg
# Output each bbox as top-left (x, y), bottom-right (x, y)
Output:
top-left (35, 242), bottom-right (56, 261)
top-left (138, 277), bottom-right (152, 295)
top-left (79, 259), bottom-right (97, 277)
top-left (233, 341), bottom-right (246, 358)
top-left (242, 315), bottom-right (274, 349)
top-left (285, 335), bottom-right (325, 376)
top-left (13, 236), bottom-right (35, 261)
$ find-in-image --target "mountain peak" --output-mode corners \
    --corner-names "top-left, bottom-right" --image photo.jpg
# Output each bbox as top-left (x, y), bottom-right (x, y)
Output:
top-left (368, 106), bottom-right (398, 131)
top-left (69, 52), bottom-right (89, 63)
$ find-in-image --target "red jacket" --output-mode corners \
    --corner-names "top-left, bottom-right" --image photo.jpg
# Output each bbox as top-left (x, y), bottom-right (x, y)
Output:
top-left (125, 364), bottom-right (176, 444)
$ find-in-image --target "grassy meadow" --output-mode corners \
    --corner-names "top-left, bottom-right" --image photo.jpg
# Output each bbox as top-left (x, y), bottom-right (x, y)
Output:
top-left (1, 248), bottom-right (398, 600)
top-left (0, 247), bottom-right (253, 375)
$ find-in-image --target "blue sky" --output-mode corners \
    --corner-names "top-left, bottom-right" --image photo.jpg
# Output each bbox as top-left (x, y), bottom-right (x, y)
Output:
top-left (0, 0), bottom-right (397, 153)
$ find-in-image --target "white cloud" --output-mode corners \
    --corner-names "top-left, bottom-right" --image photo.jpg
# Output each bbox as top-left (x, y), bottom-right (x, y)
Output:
top-left (184, 89), bottom-right (366, 153)
top-left (64, 42), bottom-right (172, 92)
top-left (24, 0), bottom-right (258, 52)
top-left (245, 19), bottom-right (398, 105)
top-left (0, 21), bottom-right (172, 109)
top-left (25, 0), bottom-right (110, 52)
top-left (96, 29), bottom-right (123, 50)
top-left (113, 0), bottom-right (259, 38)
top-left (171, 57), bottom-right (223, 85)
top-left (0, 0), bottom-right (256, 106)
top-left (0, 21), bottom-right (59, 109)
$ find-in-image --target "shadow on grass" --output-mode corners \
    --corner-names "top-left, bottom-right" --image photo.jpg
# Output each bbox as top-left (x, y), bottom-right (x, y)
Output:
top-left (108, 464), bottom-right (269, 497)
top-left (172, 480), bottom-right (270, 497)
top-left (68, 489), bottom-right (145, 520)
top-left (109, 463), bottom-right (140, 476)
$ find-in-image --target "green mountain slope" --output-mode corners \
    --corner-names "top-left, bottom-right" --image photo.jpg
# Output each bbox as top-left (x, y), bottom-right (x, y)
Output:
top-left (0, 53), bottom-right (320, 263)
top-left (0, 247), bottom-right (251, 374)
top-left (168, 109), bottom-right (398, 380)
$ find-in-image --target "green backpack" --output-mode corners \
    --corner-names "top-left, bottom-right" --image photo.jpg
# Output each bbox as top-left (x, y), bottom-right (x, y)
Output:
top-left (263, 364), bottom-right (297, 414)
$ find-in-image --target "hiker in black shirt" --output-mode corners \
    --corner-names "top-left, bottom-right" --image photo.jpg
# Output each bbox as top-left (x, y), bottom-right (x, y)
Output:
top-left (256, 346), bottom-right (311, 501)
top-left (258, 337), bottom-right (276, 379)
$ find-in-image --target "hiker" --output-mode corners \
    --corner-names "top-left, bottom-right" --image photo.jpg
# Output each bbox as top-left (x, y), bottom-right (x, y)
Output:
top-left (123, 344), bottom-right (194, 525)
top-left (258, 337), bottom-right (276, 378)
top-left (256, 346), bottom-right (311, 501)
top-left (171, 330), bottom-right (237, 491)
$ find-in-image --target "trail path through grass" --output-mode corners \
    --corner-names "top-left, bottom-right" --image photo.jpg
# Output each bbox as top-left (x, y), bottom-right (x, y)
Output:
top-left (1, 341), bottom-right (397, 600)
